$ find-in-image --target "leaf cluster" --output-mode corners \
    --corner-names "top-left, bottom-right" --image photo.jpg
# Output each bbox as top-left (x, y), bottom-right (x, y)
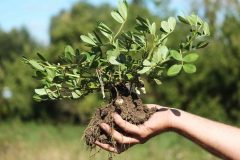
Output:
top-left (23, 0), bottom-right (210, 101)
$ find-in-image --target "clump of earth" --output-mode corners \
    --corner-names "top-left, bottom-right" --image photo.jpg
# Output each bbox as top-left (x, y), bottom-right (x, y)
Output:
top-left (84, 83), bottom-right (157, 149)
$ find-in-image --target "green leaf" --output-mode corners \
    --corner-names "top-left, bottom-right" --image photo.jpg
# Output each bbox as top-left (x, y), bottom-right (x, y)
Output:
top-left (45, 69), bottom-right (55, 82)
top-left (136, 16), bottom-right (147, 25)
top-left (35, 88), bottom-right (47, 96)
top-left (82, 52), bottom-right (91, 62)
top-left (150, 22), bottom-right (156, 35)
top-left (203, 22), bottom-right (210, 36)
top-left (80, 35), bottom-right (96, 45)
top-left (29, 60), bottom-right (44, 71)
top-left (197, 41), bottom-right (209, 49)
top-left (161, 17), bottom-right (176, 33)
top-left (170, 50), bottom-right (182, 61)
top-left (87, 33), bottom-right (96, 41)
top-left (152, 50), bottom-right (161, 64)
top-left (136, 16), bottom-right (148, 31)
top-left (158, 45), bottom-right (168, 60)
top-left (120, 63), bottom-right (127, 70)
top-left (98, 22), bottom-right (112, 33)
top-left (109, 56), bottom-right (121, 65)
top-left (183, 53), bottom-right (199, 62)
top-left (98, 22), bottom-right (112, 39)
top-left (111, 11), bottom-right (124, 23)
top-left (53, 76), bottom-right (64, 83)
top-left (37, 53), bottom-right (46, 61)
top-left (72, 90), bottom-right (81, 99)
top-left (64, 45), bottom-right (75, 62)
top-left (152, 45), bottom-right (168, 63)
top-left (161, 21), bottom-right (170, 33)
top-left (118, 0), bottom-right (127, 19)
top-left (183, 64), bottom-right (196, 73)
top-left (177, 15), bottom-right (189, 24)
top-left (34, 71), bottom-right (46, 80)
top-left (65, 45), bottom-right (75, 56)
top-left (126, 73), bottom-right (133, 80)
top-left (154, 78), bottom-right (162, 85)
top-left (137, 67), bottom-right (151, 74)
top-left (187, 15), bottom-right (198, 26)
top-left (167, 64), bottom-right (182, 76)
top-left (143, 59), bottom-right (152, 66)
top-left (33, 94), bottom-right (43, 102)
top-left (106, 49), bottom-right (120, 58)
top-left (168, 17), bottom-right (176, 31)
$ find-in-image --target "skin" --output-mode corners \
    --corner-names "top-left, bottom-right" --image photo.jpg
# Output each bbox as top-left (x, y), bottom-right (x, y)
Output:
top-left (95, 104), bottom-right (240, 160)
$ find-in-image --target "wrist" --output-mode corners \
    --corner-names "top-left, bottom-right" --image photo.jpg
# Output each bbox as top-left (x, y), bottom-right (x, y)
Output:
top-left (154, 105), bottom-right (177, 131)
top-left (168, 108), bottom-right (182, 131)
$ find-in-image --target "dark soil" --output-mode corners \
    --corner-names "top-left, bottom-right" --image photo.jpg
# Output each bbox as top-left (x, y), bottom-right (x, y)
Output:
top-left (84, 83), bottom-right (157, 149)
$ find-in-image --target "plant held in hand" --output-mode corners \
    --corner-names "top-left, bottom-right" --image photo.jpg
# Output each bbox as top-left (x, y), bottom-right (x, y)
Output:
top-left (23, 0), bottom-right (210, 152)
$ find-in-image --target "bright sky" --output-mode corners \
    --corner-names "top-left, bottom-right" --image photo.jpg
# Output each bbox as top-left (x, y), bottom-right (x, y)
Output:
top-left (0, 0), bottom-right (188, 45)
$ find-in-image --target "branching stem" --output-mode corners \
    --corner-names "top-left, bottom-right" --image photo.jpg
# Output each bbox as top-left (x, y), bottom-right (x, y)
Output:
top-left (113, 21), bottom-right (126, 41)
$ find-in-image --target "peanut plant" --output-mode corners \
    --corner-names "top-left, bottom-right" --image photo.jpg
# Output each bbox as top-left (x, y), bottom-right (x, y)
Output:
top-left (23, 0), bottom-right (210, 101)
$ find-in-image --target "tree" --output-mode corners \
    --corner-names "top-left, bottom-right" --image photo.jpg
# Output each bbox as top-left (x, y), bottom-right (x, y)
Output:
top-left (0, 28), bottom-right (40, 119)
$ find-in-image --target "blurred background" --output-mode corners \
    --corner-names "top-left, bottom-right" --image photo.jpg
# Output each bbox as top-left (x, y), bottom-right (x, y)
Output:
top-left (0, 0), bottom-right (239, 159)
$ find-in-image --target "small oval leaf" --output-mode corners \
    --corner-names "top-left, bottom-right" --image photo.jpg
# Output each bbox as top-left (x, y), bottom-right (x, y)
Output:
top-left (137, 67), bottom-right (151, 74)
top-left (183, 53), bottom-right (199, 62)
top-left (183, 64), bottom-right (196, 73)
top-left (203, 22), bottom-right (210, 36)
top-left (154, 78), bottom-right (162, 85)
top-left (118, 0), bottom-right (128, 19)
top-left (168, 17), bottom-right (176, 31)
top-left (161, 21), bottom-right (170, 33)
top-left (167, 64), bottom-right (182, 76)
top-left (29, 60), bottom-right (44, 71)
top-left (35, 88), bottom-right (47, 96)
top-left (65, 45), bottom-right (75, 56)
top-left (37, 53), bottom-right (46, 61)
top-left (80, 35), bottom-right (96, 45)
top-left (197, 41), bottom-right (209, 49)
top-left (109, 56), bottom-right (121, 65)
top-left (143, 59), bottom-right (152, 66)
top-left (111, 11), bottom-right (124, 23)
top-left (177, 15), bottom-right (190, 24)
top-left (150, 22), bottom-right (156, 35)
top-left (170, 50), bottom-right (182, 61)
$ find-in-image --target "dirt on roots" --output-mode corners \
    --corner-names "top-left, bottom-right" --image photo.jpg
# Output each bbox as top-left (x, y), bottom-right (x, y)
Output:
top-left (84, 84), bottom-right (157, 149)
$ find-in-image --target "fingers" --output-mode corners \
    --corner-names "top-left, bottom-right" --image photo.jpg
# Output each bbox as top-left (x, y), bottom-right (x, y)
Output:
top-left (95, 141), bottom-right (118, 153)
top-left (100, 123), bottom-right (140, 144)
top-left (95, 141), bottom-right (132, 154)
top-left (112, 113), bottom-right (147, 138)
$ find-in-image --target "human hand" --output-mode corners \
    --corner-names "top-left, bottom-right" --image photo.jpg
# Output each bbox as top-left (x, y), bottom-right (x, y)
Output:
top-left (95, 104), bottom-right (173, 153)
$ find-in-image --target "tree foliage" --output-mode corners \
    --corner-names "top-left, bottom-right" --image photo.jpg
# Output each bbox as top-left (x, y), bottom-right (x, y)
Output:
top-left (0, 28), bottom-right (40, 118)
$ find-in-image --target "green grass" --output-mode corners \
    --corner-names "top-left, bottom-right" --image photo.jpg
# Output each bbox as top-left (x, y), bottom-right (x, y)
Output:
top-left (0, 122), bottom-right (219, 160)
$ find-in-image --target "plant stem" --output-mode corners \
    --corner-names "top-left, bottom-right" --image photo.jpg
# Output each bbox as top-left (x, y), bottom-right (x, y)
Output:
top-left (180, 49), bottom-right (184, 66)
top-left (65, 73), bottom-right (79, 78)
top-left (118, 65), bottom-right (122, 81)
top-left (147, 44), bottom-right (155, 60)
top-left (113, 22), bottom-right (126, 41)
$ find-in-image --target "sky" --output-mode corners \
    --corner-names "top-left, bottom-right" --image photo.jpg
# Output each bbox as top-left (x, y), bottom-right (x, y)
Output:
top-left (0, 0), bottom-right (188, 45)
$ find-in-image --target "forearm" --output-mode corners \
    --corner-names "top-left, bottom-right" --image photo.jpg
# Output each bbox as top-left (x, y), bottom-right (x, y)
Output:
top-left (171, 109), bottom-right (240, 159)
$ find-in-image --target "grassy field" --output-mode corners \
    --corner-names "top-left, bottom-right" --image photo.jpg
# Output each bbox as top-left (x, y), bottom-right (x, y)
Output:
top-left (0, 122), bottom-right (219, 160)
